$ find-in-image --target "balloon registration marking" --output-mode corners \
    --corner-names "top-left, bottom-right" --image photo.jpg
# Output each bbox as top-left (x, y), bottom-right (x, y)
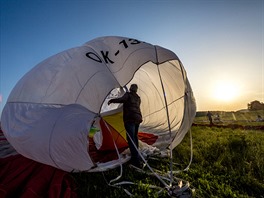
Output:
top-left (86, 39), bottom-right (144, 64)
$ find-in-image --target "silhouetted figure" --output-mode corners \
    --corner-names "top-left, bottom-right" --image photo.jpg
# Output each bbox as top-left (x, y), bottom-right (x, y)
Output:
top-left (207, 111), bottom-right (213, 125)
top-left (215, 113), bottom-right (221, 122)
top-left (256, 115), bottom-right (263, 122)
top-left (108, 84), bottom-right (143, 168)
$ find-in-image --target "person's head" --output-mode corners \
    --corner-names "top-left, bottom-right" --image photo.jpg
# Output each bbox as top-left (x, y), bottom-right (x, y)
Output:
top-left (129, 84), bottom-right (138, 92)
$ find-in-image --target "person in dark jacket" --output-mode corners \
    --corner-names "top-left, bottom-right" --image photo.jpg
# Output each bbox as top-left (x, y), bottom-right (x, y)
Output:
top-left (108, 84), bottom-right (143, 168)
top-left (207, 111), bottom-right (213, 125)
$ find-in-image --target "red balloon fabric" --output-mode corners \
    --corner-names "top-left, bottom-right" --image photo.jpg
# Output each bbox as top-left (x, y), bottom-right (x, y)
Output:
top-left (0, 129), bottom-right (77, 198)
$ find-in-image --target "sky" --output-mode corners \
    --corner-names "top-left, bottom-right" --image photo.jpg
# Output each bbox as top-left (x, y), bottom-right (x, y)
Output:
top-left (0, 0), bottom-right (263, 117)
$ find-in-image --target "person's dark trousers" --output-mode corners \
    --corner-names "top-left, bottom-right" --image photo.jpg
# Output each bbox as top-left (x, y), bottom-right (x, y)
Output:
top-left (124, 122), bottom-right (140, 166)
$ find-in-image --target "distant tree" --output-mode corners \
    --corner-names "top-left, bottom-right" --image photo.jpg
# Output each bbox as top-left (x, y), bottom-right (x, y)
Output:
top-left (248, 100), bottom-right (264, 110)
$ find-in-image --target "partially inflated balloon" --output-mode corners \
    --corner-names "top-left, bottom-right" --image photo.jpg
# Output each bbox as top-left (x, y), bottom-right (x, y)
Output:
top-left (1, 36), bottom-right (196, 172)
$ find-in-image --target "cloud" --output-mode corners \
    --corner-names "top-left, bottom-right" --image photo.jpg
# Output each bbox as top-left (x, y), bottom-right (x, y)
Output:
top-left (0, 94), bottom-right (2, 103)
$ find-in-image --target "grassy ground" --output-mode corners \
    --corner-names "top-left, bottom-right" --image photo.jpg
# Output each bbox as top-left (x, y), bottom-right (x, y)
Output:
top-left (71, 110), bottom-right (264, 197)
top-left (195, 110), bottom-right (264, 126)
top-left (176, 126), bottom-right (264, 197)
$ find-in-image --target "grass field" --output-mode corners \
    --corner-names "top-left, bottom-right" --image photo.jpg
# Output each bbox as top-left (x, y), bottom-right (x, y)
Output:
top-left (71, 110), bottom-right (264, 197)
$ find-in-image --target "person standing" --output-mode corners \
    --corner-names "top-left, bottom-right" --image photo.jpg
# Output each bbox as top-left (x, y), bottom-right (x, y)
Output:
top-left (108, 84), bottom-right (143, 168)
top-left (207, 111), bottom-right (213, 125)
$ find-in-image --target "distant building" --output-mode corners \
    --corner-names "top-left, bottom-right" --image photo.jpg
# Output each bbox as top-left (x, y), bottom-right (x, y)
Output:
top-left (248, 100), bottom-right (264, 110)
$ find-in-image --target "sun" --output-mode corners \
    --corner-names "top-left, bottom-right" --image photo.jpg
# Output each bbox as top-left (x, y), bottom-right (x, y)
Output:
top-left (213, 81), bottom-right (239, 102)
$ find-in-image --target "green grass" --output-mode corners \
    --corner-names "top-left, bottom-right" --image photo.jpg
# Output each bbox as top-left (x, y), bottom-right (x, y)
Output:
top-left (176, 126), bottom-right (264, 197)
top-left (195, 110), bottom-right (264, 126)
top-left (71, 111), bottom-right (264, 197)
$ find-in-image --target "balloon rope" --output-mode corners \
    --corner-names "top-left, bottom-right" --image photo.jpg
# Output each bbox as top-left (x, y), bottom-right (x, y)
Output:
top-left (101, 118), bottom-right (124, 184)
top-left (184, 99), bottom-right (193, 172)
top-left (184, 127), bottom-right (193, 171)
top-left (156, 64), bottom-right (174, 188)
top-left (100, 120), bottom-right (170, 196)
top-left (172, 94), bottom-right (193, 174)
top-left (125, 131), bottom-right (170, 189)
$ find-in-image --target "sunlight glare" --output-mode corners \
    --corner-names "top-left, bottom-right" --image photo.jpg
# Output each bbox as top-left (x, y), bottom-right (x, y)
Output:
top-left (213, 81), bottom-right (240, 102)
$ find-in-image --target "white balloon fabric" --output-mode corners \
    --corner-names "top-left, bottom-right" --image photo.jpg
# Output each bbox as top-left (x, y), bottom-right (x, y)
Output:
top-left (1, 36), bottom-right (196, 172)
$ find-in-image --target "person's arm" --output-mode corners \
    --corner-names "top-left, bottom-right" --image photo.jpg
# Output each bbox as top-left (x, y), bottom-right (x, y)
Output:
top-left (108, 93), bottom-right (129, 105)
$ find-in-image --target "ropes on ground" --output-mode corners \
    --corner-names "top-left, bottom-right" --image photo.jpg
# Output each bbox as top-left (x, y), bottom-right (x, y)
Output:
top-left (101, 125), bottom-right (194, 197)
